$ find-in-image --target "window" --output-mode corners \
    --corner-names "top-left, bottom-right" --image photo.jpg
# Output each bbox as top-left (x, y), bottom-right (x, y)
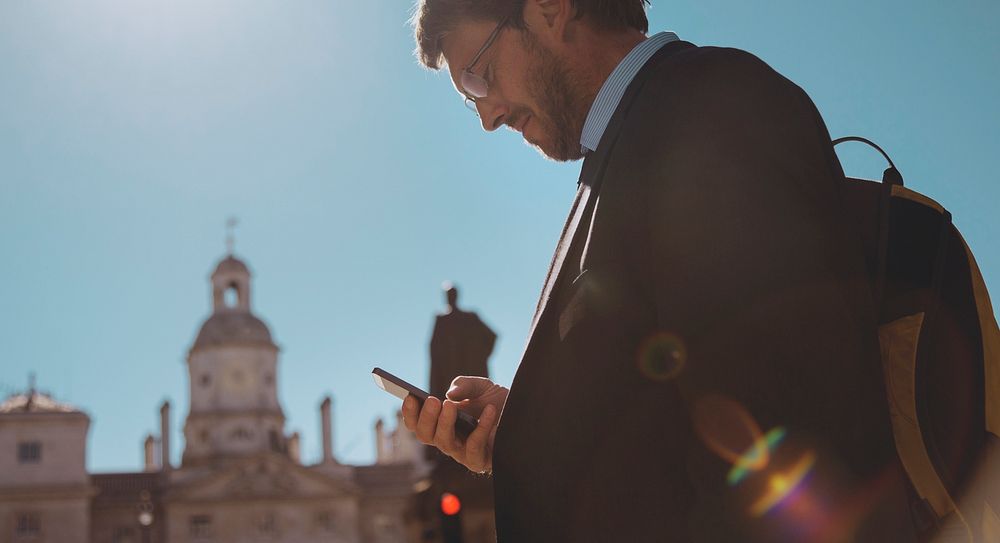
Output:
top-left (255, 512), bottom-right (277, 537)
top-left (15, 513), bottom-right (41, 539)
top-left (268, 430), bottom-right (283, 452)
top-left (231, 427), bottom-right (253, 440)
top-left (373, 513), bottom-right (402, 542)
top-left (190, 515), bottom-right (212, 539)
top-left (17, 442), bottom-right (41, 463)
top-left (315, 511), bottom-right (336, 533)
top-left (112, 526), bottom-right (136, 543)
top-left (224, 284), bottom-right (239, 307)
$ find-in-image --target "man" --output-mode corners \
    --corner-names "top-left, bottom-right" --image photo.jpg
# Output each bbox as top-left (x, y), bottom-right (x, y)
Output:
top-left (402, 1), bottom-right (918, 540)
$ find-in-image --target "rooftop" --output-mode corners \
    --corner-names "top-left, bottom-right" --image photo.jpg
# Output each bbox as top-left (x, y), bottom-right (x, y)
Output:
top-left (191, 311), bottom-right (276, 351)
top-left (212, 255), bottom-right (250, 277)
top-left (0, 389), bottom-right (83, 414)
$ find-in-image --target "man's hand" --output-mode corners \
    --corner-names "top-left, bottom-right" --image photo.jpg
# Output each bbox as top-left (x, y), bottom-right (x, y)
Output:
top-left (401, 376), bottom-right (508, 474)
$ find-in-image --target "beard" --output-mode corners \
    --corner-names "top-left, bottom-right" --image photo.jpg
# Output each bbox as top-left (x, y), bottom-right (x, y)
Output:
top-left (521, 34), bottom-right (593, 162)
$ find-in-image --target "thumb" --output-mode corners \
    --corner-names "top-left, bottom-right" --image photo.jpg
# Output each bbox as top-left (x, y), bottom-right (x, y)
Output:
top-left (446, 376), bottom-right (493, 401)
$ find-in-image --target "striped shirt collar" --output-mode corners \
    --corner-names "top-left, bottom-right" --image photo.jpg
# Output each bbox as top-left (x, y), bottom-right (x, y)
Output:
top-left (579, 31), bottom-right (680, 154)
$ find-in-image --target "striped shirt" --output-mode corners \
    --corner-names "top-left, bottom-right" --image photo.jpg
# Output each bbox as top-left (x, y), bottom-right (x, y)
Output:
top-left (580, 32), bottom-right (681, 154)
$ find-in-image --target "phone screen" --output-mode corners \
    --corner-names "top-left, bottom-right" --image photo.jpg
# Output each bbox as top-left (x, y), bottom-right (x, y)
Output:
top-left (371, 367), bottom-right (478, 438)
top-left (371, 367), bottom-right (428, 402)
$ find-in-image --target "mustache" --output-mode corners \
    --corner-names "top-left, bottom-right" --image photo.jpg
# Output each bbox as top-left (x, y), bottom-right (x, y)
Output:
top-left (505, 109), bottom-right (532, 131)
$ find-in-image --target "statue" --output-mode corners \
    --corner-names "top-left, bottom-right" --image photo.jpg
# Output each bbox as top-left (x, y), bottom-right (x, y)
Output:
top-left (429, 283), bottom-right (497, 400)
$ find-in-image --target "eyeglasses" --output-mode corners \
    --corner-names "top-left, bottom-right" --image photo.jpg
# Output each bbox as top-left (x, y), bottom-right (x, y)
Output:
top-left (460, 17), bottom-right (508, 114)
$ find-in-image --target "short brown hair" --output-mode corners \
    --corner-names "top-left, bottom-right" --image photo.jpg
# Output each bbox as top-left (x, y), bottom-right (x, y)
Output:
top-left (413, 0), bottom-right (650, 69)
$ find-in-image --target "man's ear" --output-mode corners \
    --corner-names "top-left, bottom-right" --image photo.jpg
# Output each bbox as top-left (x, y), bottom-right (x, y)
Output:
top-left (523, 0), bottom-right (575, 44)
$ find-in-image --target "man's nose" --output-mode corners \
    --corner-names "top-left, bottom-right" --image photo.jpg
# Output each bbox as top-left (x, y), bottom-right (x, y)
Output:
top-left (477, 100), bottom-right (507, 132)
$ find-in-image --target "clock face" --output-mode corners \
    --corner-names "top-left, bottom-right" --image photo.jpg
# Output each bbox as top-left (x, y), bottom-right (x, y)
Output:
top-left (224, 368), bottom-right (256, 394)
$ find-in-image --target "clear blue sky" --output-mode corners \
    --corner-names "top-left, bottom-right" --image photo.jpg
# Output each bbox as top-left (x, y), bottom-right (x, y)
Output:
top-left (1, 0), bottom-right (997, 473)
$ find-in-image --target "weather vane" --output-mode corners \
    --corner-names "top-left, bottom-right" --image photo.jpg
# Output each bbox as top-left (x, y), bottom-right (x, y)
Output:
top-left (225, 217), bottom-right (239, 255)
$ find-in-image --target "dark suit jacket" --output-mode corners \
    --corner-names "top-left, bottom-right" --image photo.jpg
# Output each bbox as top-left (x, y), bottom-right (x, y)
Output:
top-left (491, 42), bottom-right (917, 542)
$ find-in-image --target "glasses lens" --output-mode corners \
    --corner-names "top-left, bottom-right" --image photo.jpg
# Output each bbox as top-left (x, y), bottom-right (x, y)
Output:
top-left (461, 71), bottom-right (488, 99)
top-left (464, 98), bottom-right (479, 117)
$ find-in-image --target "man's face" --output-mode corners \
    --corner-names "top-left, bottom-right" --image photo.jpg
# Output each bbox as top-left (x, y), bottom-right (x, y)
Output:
top-left (441, 20), bottom-right (592, 162)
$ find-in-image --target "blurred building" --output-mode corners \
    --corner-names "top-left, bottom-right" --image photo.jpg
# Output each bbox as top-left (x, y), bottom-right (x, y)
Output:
top-left (0, 384), bottom-right (93, 541)
top-left (1, 253), bottom-right (431, 542)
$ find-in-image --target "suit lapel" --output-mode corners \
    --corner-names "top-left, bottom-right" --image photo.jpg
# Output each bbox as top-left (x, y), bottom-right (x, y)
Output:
top-left (523, 159), bottom-right (599, 346)
top-left (519, 40), bottom-right (694, 364)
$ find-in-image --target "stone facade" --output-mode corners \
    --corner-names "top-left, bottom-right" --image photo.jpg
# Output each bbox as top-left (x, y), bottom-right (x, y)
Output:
top-left (0, 389), bottom-right (93, 542)
top-left (1, 253), bottom-right (432, 543)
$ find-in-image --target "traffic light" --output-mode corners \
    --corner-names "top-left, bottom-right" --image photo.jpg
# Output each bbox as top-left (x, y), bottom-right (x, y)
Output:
top-left (440, 492), bottom-right (463, 543)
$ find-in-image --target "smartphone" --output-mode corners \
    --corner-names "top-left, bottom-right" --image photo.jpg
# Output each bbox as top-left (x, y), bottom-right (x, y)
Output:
top-left (371, 367), bottom-right (479, 439)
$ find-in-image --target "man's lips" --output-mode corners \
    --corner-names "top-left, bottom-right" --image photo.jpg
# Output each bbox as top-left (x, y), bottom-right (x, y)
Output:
top-left (517, 115), bottom-right (531, 133)
top-left (508, 114), bottom-right (530, 134)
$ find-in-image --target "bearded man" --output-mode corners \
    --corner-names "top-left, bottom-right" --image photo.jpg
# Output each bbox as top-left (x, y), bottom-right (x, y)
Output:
top-left (401, 1), bottom-right (919, 540)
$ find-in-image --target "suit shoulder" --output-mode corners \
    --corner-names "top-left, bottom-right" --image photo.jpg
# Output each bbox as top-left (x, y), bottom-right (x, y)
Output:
top-left (645, 45), bottom-right (796, 98)
top-left (677, 45), bottom-right (769, 68)
top-left (621, 44), bottom-right (811, 139)
top-left (606, 44), bottom-right (822, 188)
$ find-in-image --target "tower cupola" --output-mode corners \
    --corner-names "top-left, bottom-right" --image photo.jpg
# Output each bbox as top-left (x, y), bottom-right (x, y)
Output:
top-left (190, 255), bottom-right (275, 354)
top-left (212, 256), bottom-right (252, 312)
top-left (182, 226), bottom-right (288, 466)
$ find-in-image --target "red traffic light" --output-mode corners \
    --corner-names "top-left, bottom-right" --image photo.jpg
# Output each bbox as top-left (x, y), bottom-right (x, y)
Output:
top-left (440, 492), bottom-right (462, 516)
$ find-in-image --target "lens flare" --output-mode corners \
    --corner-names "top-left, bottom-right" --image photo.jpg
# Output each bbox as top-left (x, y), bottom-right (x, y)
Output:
top-left (749, 451), bottom-right (817, 517)
top-left (692, 396), bottom-right (823, 524)
top-left (693, 395), bottom-right (766, 468)
top-left (637, 332), bottom-right (687, 381)
top-left (727, 427), bottom-right (788, 486)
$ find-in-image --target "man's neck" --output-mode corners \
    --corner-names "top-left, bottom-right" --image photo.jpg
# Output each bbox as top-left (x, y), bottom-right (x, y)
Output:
top-left (577, 29), bottom-right (648, 104)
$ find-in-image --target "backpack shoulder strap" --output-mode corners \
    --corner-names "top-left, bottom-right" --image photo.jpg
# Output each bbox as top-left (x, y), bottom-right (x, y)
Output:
top-left (835, 138), bottom-right (976, 540)
top-left (957, 233), bottom-right (1000, 436)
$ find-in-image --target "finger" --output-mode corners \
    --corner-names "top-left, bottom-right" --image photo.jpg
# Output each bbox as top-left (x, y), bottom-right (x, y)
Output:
top-left (447, 376), bottom-right (492, 401)
top-left (415, 396), bottom-right (441, 444)
top-left (434, 400), bottom-right (461, 456)
top-left (401, 395), bottom-right (420, 432)
top-left (464, 403), bottom-right (497, 472)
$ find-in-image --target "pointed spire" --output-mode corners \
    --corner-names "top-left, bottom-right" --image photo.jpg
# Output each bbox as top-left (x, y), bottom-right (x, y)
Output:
top-left (225, 217), bottom-right (239, 256)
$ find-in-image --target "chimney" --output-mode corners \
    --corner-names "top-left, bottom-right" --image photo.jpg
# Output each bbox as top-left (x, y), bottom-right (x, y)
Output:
top-left (160, 401), bottom-right (171, 474)
top-left (375, 418), bottom-right (386, 463)
top-left (394, 409), bottom-right (413, 462)
top-left (320, 396), bottom-right (334, 463)
top-left (143, 434), bottom-right (156, 471)
top-left (288, 432), bottom-right (301, 464)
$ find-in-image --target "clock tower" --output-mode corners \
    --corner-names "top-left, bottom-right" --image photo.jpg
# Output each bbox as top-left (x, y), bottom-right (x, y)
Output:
top-left (181, 253), bottom-right (289, 466)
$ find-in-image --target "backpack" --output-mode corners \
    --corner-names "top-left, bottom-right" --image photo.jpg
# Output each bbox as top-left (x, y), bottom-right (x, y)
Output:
top-left (835, 136), bottom-right (1000, 542)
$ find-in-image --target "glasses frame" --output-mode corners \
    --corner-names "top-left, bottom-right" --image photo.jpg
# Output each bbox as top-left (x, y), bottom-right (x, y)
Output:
top-left (460, 17), bottom-right (509, 114)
